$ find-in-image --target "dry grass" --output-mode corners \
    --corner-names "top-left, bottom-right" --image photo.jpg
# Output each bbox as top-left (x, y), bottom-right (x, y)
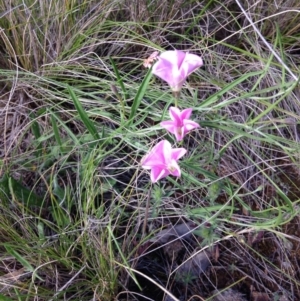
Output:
top-left (0, 0), bottom-right (300, 300)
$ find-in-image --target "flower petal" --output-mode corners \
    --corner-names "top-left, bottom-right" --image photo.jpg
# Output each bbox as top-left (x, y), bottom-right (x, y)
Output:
top-left (168, 159), bottom-right (182, 177)
top-left (170, 147), bottom-right (187, 161)
top-left (151, 166), bottom-right (170, 183)
top-left (160, 120), bottom-right (177, 135)
top-left (168, 107), bottom-right (182, 125)
top-left (141, 140), bottom-right (166, 168)
top-left (173, 128), bottom-right (184, 141)
top-left (161, 140), bottom-right (173, 158)
top-left (175, 50), bottom-right (187, 69)
top-left (141, 140), bottom-right (186, 183)
top-left (159, 50), bottom-right (186, 67)
top-left (152, 50), bottom-right (203, 91)
top-left (183, 53), bottom-right (203, 75)
top-left (180, 108), bottom-right (193, 120)
top-left (183, 120), bottom-right (199, 133)
top-left (152, 58), bottom-right (175, 87)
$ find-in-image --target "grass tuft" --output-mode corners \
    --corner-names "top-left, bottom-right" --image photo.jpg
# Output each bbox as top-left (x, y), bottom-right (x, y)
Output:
top-left (1, 0), bottom-right (300, 300)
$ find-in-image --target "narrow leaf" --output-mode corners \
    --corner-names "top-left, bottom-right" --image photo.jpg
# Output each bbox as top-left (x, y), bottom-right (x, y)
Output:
top-left (50, 111), bottom-right (64, 152)
top-left (68, 85), bottom-right (100, 141)
top-left (197, 70), bottom-right (263, 109)
top-left (109, 57), bottom-right (128, 100)
top-left (129, 67), bottom-right (153, 125)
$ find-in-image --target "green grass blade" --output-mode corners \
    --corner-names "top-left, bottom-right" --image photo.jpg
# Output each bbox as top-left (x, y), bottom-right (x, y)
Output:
top-left (109, 56), bottom-right (128, 101)
top-left (30, 112), bottom-right (43, 157)
top-left (4, 244), bottom-right (35, 272)
top-left (0, 174), bottom-right (44, 207)
top-left (50, 111), bottom-right (64, 152)
top-left (4, 244), bottom-right (43, 281)
top-left (49, 111), bottom-right (80, 145)
top-left (197, 70), bottom-right (263, 109)
top-left (109, 57), bottom-right (127, 121)
top-left (67, 85), bottom-right (100, 141)
top-left (128, 67), bottom-right (153, 125)
top-left (0, 294), bottom-right (15, 301)
top-left (107, 225), bottom-right (142, 290)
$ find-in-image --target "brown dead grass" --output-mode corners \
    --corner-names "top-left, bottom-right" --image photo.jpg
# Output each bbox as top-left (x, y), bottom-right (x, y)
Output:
top-left (1, 0), bottom-right (300, 300)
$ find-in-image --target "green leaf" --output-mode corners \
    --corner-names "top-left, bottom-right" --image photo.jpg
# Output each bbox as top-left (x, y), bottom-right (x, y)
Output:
top-left (196, 70), bottom-right (263, 109)
top-left (128, 67), bottom-right (153, 126)
top-left (0, 294), bottom-right (15, 301)
top-left (4, 244), bottom-right (44, 281)
top-left (31, 117), bottom-right (41, 139)
top-left (68, 85), bottom-right (100, 141)
top-left (109, 57), bottom-right (128, 101)
top-left (0, 174), bottom-right (44, 207)
top-left (4, 244), bottom-right (35, 272)
top-left (49, 111), bottom-right (80, 145)
top-left (208, 181), bottom-right (224, 202)
top-left (50, 111), bottom-right (64, 152)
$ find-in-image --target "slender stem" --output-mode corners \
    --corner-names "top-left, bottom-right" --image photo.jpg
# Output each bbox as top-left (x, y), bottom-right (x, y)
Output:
top-left (172, 90), bottom-right (180, 107)
top-left (174, 97), bottom-right (178, 107)
top-left (143, 186), bottom-right (152, 236)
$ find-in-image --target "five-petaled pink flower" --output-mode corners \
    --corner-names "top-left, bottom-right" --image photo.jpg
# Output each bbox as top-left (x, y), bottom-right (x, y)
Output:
top-left (141, 140), bottom-right (187, 183)
top-left (160, 107), bottom-right (199, 141)
top-left (152, 50), bottom-right (203, 91)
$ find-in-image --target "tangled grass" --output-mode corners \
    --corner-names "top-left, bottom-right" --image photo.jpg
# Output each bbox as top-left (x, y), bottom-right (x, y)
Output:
top-left (0, 0), bottom-right (300, 300)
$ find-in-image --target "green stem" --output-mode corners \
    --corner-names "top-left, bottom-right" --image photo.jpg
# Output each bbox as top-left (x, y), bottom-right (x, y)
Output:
top-left (173, 90), bottom-right (180, 107)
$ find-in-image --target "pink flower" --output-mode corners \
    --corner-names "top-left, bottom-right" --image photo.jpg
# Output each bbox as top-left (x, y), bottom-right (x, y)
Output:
top-left (160, 107), bottom-right (199, 141)
top-left (152, 50), bottom-right (203, 91)
top-left (141, 140), bottom-right (187, 183)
